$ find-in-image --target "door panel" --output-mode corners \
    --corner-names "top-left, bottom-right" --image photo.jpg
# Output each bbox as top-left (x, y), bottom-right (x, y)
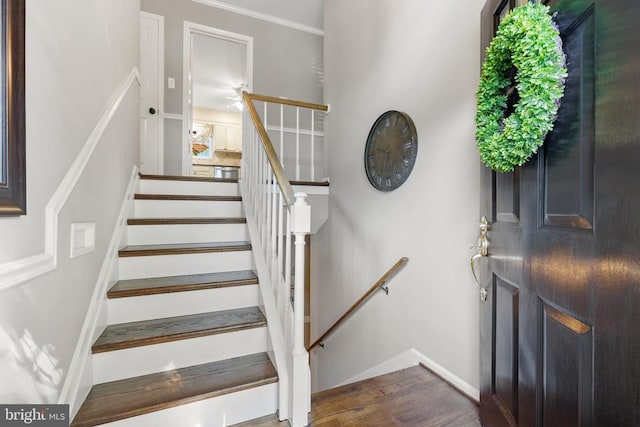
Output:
top-left (492, 276), bottom-right (519, 424)
top-left (480, 0), bottom-right (640, 425)
top-left (496, 170), bottom-right (520, 224)
top-left (542, 4), bottom-right (595, 230)
top-left (539, 301), bottom-right (593, 427)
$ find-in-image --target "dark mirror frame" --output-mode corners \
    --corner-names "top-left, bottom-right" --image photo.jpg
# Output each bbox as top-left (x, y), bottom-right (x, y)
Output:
top-left (0, 0), bottom-right (25, 216)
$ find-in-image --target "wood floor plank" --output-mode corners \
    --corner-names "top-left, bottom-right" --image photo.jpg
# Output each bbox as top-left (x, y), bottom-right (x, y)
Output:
top-left (139, 173), bottom-right (238, 183)
top-left (232, 365), bottom-right (479, 427)
top-left (134, 193), bottom-right (242, 201)
top-left (127, 217), bottom-right (246, 225)
top-left (108, 270), bottom-right (258, 298)
top-left (71, 352), bottom-right (277, 427)
top-left (118, 241), bottom-right (251, 257)
top-left (92, 306), bottom-right (266, 353)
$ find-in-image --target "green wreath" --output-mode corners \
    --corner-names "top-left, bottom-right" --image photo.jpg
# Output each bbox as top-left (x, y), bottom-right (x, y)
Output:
top-left (475, 3), bottom-right (567, 173)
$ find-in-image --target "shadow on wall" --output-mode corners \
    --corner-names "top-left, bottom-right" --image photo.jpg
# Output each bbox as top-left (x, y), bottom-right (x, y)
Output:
top-left (0, 295), bottom-right (64, 403)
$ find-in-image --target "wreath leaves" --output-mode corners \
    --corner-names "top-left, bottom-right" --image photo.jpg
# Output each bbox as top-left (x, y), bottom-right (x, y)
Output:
top-left (475, 3), bottom-right (567, 173)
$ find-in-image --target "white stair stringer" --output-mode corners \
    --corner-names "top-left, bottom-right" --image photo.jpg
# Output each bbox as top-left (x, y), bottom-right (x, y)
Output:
top-left (239, 178), bottom-right (292, 423)
top-left (93, 326), bottom-right (269, 384)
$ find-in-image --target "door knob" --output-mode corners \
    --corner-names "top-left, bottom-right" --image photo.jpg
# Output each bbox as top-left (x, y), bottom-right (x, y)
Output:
top-left (149, 107), bottom-right (156, 115)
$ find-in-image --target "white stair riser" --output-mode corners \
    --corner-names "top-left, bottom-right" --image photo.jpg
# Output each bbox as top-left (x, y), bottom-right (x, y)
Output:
top-left (108, 285), bottom-right (259, 323)
top-left (93, 327), bottom-right (268, 384)
top-left (101, 382), bottom-right (278, 427)
top-left (119, 251), bottom-right (253, 280)
top-left (127, 223), bottom-right (248, 245)
top-left (139, 180), bottom-right (239, 196)
top-left (134, 199), bottom-right (242, 218)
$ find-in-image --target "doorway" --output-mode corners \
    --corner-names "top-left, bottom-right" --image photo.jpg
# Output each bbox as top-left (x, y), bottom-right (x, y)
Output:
top-left (182, 22), bottom-right (253, 177)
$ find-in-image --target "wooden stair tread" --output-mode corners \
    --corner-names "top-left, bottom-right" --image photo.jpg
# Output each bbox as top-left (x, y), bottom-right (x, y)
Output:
top-left (134, 193), bottom-right (242, 201)
top-left (118, 241), bottom-right (251, 257)
top-left (92, 307), bottom-right (266, 353)
top-left (108, 270), bottom-right (258, 298)
top-left (140, 173), bottom-right (238, 183)
top-left (127, 217), bottom-right (246, 225)
top-left (71, 352), bottom-right (277, 427)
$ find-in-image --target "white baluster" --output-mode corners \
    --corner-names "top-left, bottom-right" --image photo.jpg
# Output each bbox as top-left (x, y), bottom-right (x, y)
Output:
top-left (277, 193), bottom-right (285, 316)
top-left (280, 104), bottom-right (284, 168)
top-left (311, 110), bottom-right (315, 182)
top-left (296, 107), bottom-right (300, 181)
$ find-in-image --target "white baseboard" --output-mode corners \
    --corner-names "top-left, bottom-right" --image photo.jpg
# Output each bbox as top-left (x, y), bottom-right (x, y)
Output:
top-left (58, 167), bottom-right (140, 417)
top-left (336, 348), bottom-right (480, 403)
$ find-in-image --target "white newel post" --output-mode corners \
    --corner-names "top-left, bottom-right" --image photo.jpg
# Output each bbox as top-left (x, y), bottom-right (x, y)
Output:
top-left (290, 192), bottom-right (311, 427)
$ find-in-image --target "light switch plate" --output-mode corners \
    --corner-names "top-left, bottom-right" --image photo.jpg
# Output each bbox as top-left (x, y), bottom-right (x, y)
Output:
top-left (70, 222), bottom-right (96, 258)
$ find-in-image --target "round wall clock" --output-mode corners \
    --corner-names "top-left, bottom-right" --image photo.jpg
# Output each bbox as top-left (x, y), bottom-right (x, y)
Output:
top-left (364, 110), bottom-right (418, 191)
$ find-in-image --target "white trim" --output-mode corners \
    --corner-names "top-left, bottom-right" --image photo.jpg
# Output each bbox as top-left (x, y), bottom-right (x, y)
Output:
top-left (192, 0), bottom-right (324, 36)
top-left (182, 22), bottom-right (253, 176)
top-left (0, 68), bottom-right (142, 292)
top-left (335, 348), bottom-right (480, 403)
top-left (163, 113), bottom-right (184, 121)
top-left (59, 167), bottom-right (139, 416)
top-left (266, 125), bottom-right (325, 138)
top-left (140, 11), bottom-right (165, 175)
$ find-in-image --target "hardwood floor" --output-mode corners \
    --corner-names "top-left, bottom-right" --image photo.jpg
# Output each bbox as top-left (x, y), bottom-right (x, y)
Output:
top-left (232, 365), bottom-right (480, 427)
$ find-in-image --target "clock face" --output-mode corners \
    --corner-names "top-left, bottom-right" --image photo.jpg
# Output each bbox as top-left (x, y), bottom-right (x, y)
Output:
top-left (364, 111), bottom-right (418, 191)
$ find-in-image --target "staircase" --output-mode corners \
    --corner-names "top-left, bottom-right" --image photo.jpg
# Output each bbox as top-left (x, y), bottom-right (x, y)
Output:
top-left (72, 174), bottom-right (280, 427)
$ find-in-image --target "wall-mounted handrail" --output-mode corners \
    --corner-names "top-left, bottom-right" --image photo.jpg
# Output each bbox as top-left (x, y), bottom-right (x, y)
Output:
top-left (307, 257), bottom-right (409, 352)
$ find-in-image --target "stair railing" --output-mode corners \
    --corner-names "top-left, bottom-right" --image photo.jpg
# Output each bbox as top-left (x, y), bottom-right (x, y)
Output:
top-left (308, 257), bottom-right (409, 351)
top-left (240, 91), bottom-right (327, 427)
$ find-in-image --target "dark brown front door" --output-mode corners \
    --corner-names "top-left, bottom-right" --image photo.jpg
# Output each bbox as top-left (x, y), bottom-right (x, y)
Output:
top-left (478, 0), bottom-right (640, 426)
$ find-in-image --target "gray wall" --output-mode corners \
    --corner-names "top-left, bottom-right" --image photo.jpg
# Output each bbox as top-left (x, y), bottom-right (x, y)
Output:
top-left (311, 0), bottom-right (484, 392)
top-left (140, 0), bottom-right (324, 175)
top-left (0, 0), bottom-right (139, 402)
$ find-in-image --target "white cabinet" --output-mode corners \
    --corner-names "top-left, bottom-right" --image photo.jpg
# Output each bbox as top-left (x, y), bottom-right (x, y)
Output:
top-left (214, 123), bottom-right (242, 153)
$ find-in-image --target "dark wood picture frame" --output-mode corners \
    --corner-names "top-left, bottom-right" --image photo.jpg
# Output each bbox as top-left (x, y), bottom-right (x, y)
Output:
top-left (0, 0), bottom-right (25, 215)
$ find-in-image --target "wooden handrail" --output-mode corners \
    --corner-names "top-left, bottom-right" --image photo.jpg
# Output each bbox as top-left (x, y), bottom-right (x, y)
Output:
top-left (243, 91), bottom-right (296, 206)
top-left (307, 257), bottom-right (409, 351)
top-left (246, 92), bottom-right (329, 112)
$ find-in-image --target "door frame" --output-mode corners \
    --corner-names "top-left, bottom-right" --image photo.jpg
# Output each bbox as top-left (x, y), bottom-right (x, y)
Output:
top-left (140, 11), bottom-right (165, 174)
top-left (181, 22), bottom-right (254, 176)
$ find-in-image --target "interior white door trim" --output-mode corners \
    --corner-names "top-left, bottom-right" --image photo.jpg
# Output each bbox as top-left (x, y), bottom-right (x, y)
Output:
top-left (181, 21), bottom-right (254, 176)
top-left (191, 0), bottom-right (324, 36)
